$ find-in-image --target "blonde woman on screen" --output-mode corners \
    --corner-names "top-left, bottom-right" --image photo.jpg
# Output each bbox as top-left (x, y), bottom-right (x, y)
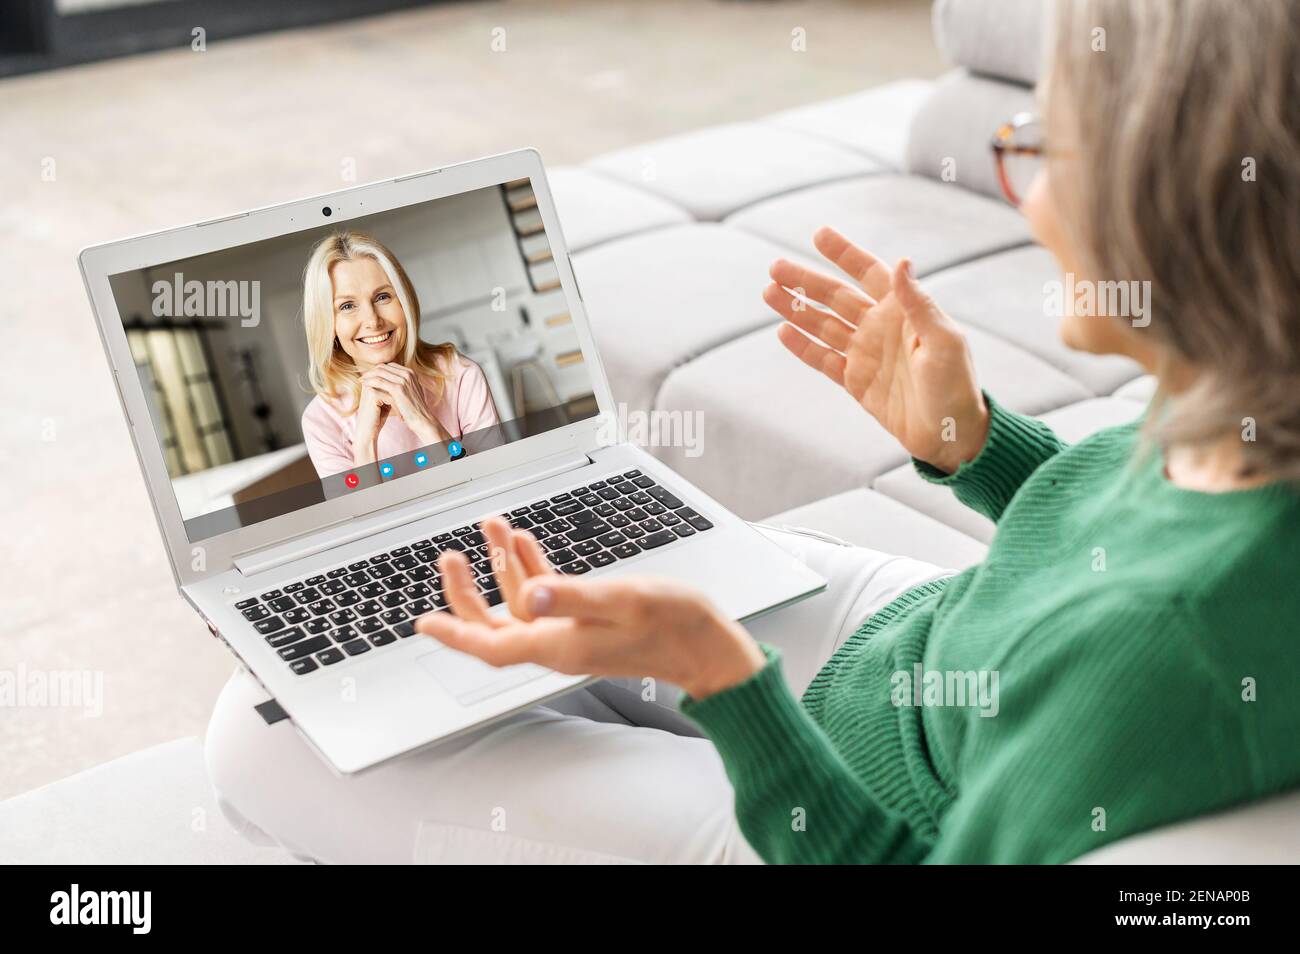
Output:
top-left (299, 231), bottom-right (500, 478)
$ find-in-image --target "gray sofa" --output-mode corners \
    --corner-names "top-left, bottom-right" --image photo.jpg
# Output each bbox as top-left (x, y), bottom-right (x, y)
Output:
top-left (3, 0), bottom-right (1296, 864)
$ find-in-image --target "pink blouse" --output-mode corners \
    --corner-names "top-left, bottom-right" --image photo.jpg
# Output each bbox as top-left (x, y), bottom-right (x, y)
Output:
top-left (301, 352), bottom-right (500, 479)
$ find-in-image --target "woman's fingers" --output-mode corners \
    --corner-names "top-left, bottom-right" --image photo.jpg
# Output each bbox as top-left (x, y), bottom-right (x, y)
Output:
top-left (776, 322), bottom-right (847, 386)
top-left (763, 282), bottom-right (855, 352)
top-left (768, 259), bottom-right (874, 323)
top-left (436, 548), bottom-right (497, 626)
top-left (813, 227), bottom-right (893, 300)
top-left (512, 528), bottom-right (556, 579)
top-left (890, 258), bottom-right (941, 329)
top-left (481, 515), bottom-right (531, 616)
top-left (417, 612), bottom-right (575, 669)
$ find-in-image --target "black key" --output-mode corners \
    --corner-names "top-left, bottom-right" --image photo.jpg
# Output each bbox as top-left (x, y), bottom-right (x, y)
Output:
top-left (342, 638), bottom-right (371, 657)
top-left (380, 609), bottom-right (407, 626)
top-left (577, 494), bottom-right (601, 507)
top-left (267, 597), bottom-right (295, 614)
top-left (687, 514), bottom-right (714, 531)
top-left (643, 501), bottom-right (667, 515)
top-left (408, 598), bottom-right (433, 615)
top-left (596, 532), bottom-right (627, 548)
top-left (359, 582), bottom-right (385, 599)
top-left (625, 507), bottom-right (647, 522)
top-left (261, 589), bottom-right (283, 600)
top-left (588, 480), bottom-right (607, 490)
top-left (659, 512), bottom-right (681, 526)
top-left (623, 469), bottom-right (642, 478)
top-left (608, 513), bottom-right (631, 528)
top-left (368, 552), bottom-right (391, 565)
top-left (543, 535), bottom-right (571, 551)
top-left (510, 507), bottom-right (531, 517)
top-left (568, 520), bottom-right (610, 542)
top-left (412, 539), bottom-right (434, 551)
top-left (549, 548), bottom-right (578, 565)
top-left (336, 590), bottom-right (362, 607)
top-left (347, 561), bottom-right (369, 572)
top-left (319, 579), bottom-right (346, 596)
top-left (553, 500), bottom-right (583, 516)
top-left (560, 560), bottom-right (592, 575)
top-left (357, 617), bottom-right (385, 635)
top-left (329, 609), bottom-right (357, 626)
top-left (611, 497), bottom-right (634, 511)
top-left (440, 538), bottom-right (467, 553)
top-left (383, 573), bottom-right (411, 591)
top-left (290, 658), bottom-right (319, 675)
top-left (573, 539), bottom-right (601, 556)
top-left (326, 567), bottom-right (351, 579)
top-left (550, 492), bottom-right (573, 503)
top-left (282, 608), bottom-right (311, 625)
top-left (544, 519), bottom-right (572, 533)
top-left (639, 519), bottom-right (663, 533)
top-left (483, 588), bottom-right (503, 607)
top-left (530, 505), bottom-right (554, 520)
top-left (647, 486), bottom-right (684, 509)
top-left (433, 532), bottom-right (454, 544)
top-left (453, 525), bottom-right (474, 536)
top-left (623, 524), bottom-right (646, 539)
top-left (479, 573), bottom-right (498, 591)
top-left (409, 565), bottom-right (434, 581)
top-left (532, 527), bottom-right (551, 541)
top-left (509, 515), bottom-right (535, 530)
top-left (254, 617), bottom-right (286, 635)
top-left (304, 618), bottom-right (331, 635)
top-left (370, 630), bottom-right (397, 648)
top-left (611, 542), bottom-right (641, 559)
top-left (416, 549), bottom-right (440, 564)
top-left (392, 555), bottom-right (417, 571)
top-left (629, 491), bottom-right (652, 505)
top-left (242, 605), bottom-right (271, 622)
top-left (330, 625), bottom-right (358, 644)
top-left (234, 597), bottom-right (258, 610)
top-left (473, 559), bottom-right (494, 576)
top-left (343, 571), bottom-right (370, 587)
top-left (284, 582), bottom-right (305, 593)
top-left (588, 550), bottom-right (617, 567)
top-left (569, 485), bottom-right (588, 495)
top-left (613, 481), bottom-right (636, 495)
top-left (569, 509), bottom-right (598, 525)
top-left (390, 546), bottom-right (411, 557)
top-left (266, 626), bottom-right (307, 649)
top-left (370, 562), bottom-right (397, 578)
top-left (672, 523), bottom-right (696, 537)
top-left (317, 648), bottom-right (345, 666)
top-left (307, 599), bottom-right (337, 616)
top-left (597, 487), bottom-right (620, 500)
top-left (355, 600), bottom-right (382, 617)
top-left (393, 621), bottom-right (416, 638)
top-left (379, 592), bottom-right (405, 608)
top-left (278, 635), bottom-right (330, 661)
top-left (633, 475), bottom-right (654, 488)
top-left (431, 591), bottom-right (449, 608)
top-left (293, 592), bottom-right (320, 610)
top-left (638, 530), bottom-right (676, 550)
top-left (306, 575), bottom-right (326, 586)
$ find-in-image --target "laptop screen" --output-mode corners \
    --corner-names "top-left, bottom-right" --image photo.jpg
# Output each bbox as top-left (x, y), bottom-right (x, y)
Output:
top-left (105, 179), bottom-right (598, 542)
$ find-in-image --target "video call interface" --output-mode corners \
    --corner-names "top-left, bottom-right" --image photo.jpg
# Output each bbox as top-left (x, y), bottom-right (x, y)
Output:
top-left (106, 180), bottom-right (598, 542)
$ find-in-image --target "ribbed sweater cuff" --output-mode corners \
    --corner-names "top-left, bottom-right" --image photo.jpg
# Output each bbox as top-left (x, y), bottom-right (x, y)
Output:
top-left (680, 645), bottom-right (816, 774)
top-left (913, 393), bottom-right (1061, 519)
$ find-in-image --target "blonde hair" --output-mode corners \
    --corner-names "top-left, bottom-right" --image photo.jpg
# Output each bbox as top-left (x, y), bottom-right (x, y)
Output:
top-left (1046, 0), bottom-right (1300, 479)
top-left (302, 230), bottom-right (456, 414)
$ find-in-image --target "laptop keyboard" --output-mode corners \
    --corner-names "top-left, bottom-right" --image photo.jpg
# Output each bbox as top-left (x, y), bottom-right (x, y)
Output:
top-left (231, 469), bottom-right (714, 676)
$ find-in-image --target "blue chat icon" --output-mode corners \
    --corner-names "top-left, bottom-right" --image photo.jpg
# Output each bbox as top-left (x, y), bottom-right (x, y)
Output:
top-left (414, 452), bottom-right (428, 468)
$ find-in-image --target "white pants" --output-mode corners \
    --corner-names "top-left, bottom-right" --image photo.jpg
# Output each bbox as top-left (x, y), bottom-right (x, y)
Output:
top-left (204, 526), bottom-right (948, 864)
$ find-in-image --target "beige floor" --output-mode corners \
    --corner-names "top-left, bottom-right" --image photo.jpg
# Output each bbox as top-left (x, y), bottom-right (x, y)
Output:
top-left (0, 0), bottom-right (942, 799)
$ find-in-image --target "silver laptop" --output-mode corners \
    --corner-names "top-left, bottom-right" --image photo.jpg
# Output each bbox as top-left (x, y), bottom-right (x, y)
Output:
top-left (79, 148), bottom-right (825, 774)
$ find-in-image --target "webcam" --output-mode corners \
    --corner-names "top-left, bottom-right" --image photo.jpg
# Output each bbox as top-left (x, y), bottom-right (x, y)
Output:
top-left (322, 206), bottom-right (332, 217)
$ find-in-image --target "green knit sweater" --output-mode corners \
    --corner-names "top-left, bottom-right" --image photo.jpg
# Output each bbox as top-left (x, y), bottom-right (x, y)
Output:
top-left (682, 397), bottom-right (1300, 863)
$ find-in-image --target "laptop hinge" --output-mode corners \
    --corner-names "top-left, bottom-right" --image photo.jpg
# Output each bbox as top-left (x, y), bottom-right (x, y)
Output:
top-left (233, 449), bottom-right (593, 578)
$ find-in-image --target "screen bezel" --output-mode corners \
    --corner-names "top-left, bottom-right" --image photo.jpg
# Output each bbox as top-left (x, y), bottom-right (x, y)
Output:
top-left (79, 149), bottom-right (617, 587)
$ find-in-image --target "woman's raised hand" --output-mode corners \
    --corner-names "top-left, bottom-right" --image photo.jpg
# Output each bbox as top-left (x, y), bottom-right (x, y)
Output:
top-left (764, 227), bottom-right (989, 474)
top-left (415, 517), bottom-right (765, 700)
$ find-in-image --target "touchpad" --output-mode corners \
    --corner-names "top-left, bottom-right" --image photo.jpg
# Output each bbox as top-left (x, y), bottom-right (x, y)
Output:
top-left (417, 648), bottom-right (549, 706)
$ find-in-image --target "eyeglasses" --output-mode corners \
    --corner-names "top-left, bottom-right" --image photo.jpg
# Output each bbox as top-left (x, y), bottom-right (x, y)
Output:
top-left (990, 112), bottom-right (1045, 207)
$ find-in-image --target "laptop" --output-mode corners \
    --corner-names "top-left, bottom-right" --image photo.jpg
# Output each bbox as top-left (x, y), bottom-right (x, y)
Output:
top-left (79, 148), bottom-right (825, 774)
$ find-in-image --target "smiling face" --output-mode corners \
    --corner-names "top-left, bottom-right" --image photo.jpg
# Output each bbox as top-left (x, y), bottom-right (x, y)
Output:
top-left (330, 256), bottom-right (408, 370)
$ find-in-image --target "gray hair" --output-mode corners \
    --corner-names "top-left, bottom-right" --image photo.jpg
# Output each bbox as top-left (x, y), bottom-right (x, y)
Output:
top-left (1047, 0), bottom-right (1300, 479)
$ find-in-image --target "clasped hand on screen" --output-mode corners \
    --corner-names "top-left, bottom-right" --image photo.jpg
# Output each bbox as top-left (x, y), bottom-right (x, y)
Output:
top-left (353, 362), bottom-right (453, 466)
top-left (417, 227), bottom-right (991, 699)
